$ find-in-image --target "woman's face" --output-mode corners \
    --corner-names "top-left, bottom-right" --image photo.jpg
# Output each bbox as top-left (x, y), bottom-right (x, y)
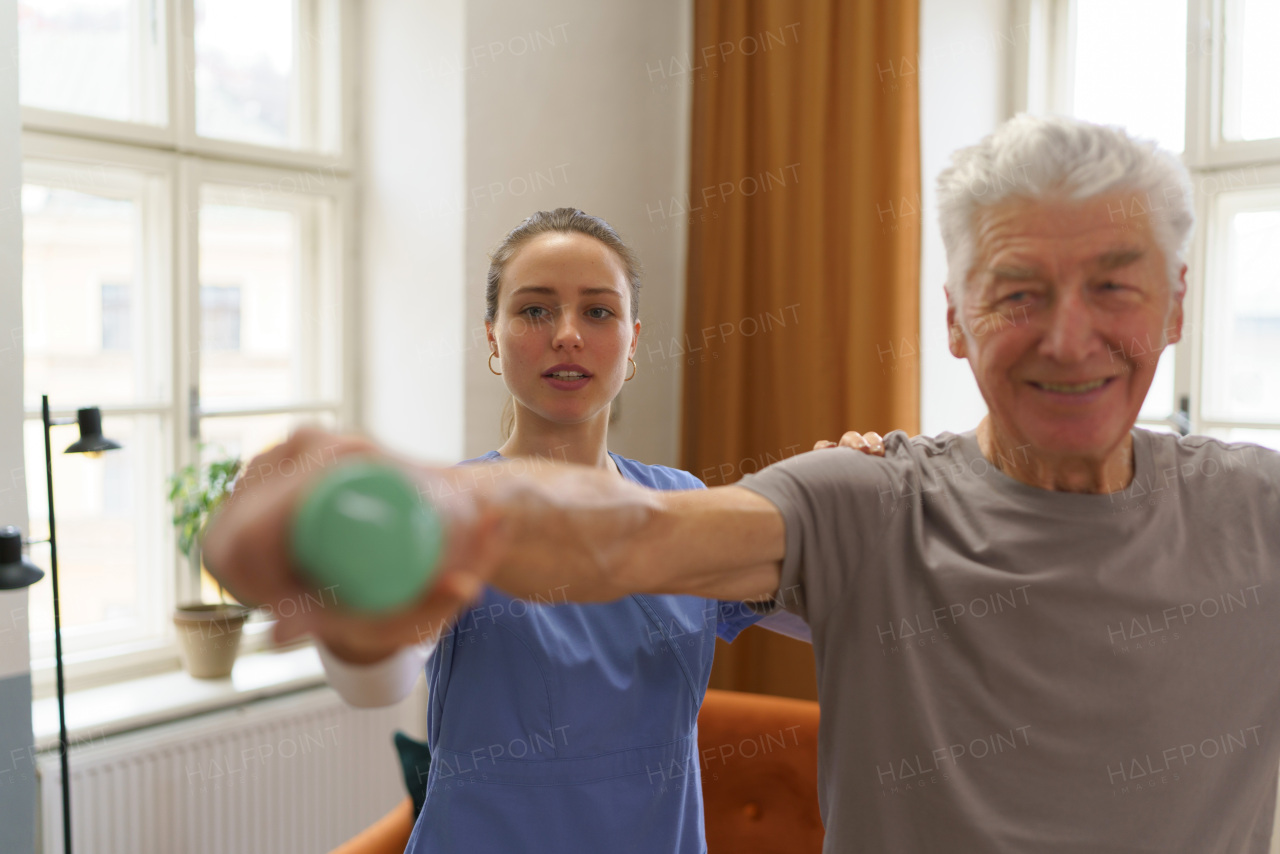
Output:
top-left (487, 232), bottom-right (639, 427)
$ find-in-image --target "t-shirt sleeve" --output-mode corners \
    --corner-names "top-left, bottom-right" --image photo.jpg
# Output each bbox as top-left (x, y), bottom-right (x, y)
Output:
top-left (1262, 445), bottom-right (1280, 495)
top-left (670, 468), bottom-right (776, 642)
top-left (1259, 446), bottom-right (1280, 557)
top-left (735, 446), bottom-right (896, 627)
top-left (714, 599), bottom-right (767, 642)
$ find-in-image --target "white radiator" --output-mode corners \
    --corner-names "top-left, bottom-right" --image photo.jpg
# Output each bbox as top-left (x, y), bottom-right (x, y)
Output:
top-left (36, 685), bottom-right (425, 854)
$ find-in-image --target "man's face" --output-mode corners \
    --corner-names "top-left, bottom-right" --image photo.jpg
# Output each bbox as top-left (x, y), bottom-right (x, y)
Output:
top-left (947, 193), bottom-right (1186, 459)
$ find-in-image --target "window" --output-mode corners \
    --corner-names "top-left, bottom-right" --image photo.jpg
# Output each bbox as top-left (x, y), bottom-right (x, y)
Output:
top-left (101, 282), bottom-right (132, 351)
top-left (18, 0), bottom-right (167, 125)
top-left (1021, 0), bottom-right (1280, 450)
top-left (200, 285), bottom-right (242, 352)
top-left (19, 0), bottom-right (356, 693)
top-left (193, 0), bottom-right (342, 151)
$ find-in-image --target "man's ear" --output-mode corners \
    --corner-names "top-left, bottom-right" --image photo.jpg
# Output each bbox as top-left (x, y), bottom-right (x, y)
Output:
top-left (1166, 264), bottom-right (1187, 345)
top-left (946, 295), bottom-right (967, 359)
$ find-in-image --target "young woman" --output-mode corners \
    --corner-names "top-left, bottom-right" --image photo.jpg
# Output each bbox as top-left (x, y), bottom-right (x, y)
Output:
top-left (319, 208), bottom-right (879, 852)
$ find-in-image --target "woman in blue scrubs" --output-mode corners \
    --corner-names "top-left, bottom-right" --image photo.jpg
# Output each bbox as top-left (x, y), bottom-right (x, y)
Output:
top-left (320, 208), bottom-right (861, 853)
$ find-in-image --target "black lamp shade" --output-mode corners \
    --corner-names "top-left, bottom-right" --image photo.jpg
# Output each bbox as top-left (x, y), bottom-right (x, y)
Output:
top-left (64, 408), bottom-right (122, 455)
top-left (0, 526), bottom-right (44, 590)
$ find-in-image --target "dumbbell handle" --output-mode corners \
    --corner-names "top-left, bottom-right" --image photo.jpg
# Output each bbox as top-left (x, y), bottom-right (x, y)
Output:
top-left (291, 460), bottom-right (445, 613)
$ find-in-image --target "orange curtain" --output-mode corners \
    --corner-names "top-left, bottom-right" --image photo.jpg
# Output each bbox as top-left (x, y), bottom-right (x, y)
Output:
top-left (682, 0), bottom-right (920, 699)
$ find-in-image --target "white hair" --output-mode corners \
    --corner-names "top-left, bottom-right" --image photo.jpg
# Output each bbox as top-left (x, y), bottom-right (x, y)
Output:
top-left (937, 114), bottom-right (1194, 308)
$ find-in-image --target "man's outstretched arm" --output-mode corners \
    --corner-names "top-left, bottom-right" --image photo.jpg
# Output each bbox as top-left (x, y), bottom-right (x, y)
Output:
top-left (201, 429), bottom-right (786, 661)
top-left (478, 462), bottom-right (785, 603)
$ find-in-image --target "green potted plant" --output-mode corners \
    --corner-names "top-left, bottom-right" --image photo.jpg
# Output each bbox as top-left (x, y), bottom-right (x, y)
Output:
top-left (167, 451), bottom-right (252, 678)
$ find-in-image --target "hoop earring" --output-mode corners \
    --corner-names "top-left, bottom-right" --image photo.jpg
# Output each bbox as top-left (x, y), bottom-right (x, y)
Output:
top-left (625, 358), bottom-right (636, 381)
top-left (488, 353), bottom-right (502, 376)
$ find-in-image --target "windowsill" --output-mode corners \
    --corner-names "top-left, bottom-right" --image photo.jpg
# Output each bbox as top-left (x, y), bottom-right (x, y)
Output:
top-left (31, 644), bottom-right (327, 751)
top-left (29, 618), bottom-right (284, 700)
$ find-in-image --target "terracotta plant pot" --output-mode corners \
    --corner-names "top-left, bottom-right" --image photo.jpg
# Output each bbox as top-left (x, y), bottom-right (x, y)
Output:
top-left (173, 603), bottom-right (252, 679)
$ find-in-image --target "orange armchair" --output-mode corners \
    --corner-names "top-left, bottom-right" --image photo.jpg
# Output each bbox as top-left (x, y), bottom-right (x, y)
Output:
top-left (697, 689), bottom-right (823, 852)
top-left (330, 689), bottom-right (823, 854)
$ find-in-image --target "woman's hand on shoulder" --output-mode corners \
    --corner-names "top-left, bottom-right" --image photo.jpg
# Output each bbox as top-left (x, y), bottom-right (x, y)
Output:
top-left (813, 431), bottom-right (885, 455)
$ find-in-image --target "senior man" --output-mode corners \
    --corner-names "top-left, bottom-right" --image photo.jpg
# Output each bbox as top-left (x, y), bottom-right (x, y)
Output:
top-left (205, 115), bottom-right (1280, 853)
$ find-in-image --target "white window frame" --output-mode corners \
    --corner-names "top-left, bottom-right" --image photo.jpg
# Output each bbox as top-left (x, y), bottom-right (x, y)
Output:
top-left (23, 132), bottom-right (179, 689)
top-left (1013, 0), bottom-right (1280, 440)
top-left (21, 0), bottom-right (361, 696)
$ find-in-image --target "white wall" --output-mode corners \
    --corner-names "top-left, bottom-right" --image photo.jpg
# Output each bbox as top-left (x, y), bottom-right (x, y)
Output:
top-left (918, 0), bottom-right (1014, 435)
top-left (1, 3), bottom-right (37, 850)
top-left (0, 0), bottom-right (30, 683)
top-left (361, 0), bottom-right (692, 466)
top-left (462, 0), bottom-right (693, 464)
top-left (360, 0), bottom-right (468, 462)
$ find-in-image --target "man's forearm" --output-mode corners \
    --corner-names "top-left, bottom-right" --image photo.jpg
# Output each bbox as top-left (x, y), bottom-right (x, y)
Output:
top-left (423, 459), bottom-right (784, 604)
top-left (426, 458), bottom-right (660, 602)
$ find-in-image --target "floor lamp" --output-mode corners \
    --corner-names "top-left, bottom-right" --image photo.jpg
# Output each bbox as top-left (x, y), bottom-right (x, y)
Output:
top-left (0, 396), bottom-right (121, 854)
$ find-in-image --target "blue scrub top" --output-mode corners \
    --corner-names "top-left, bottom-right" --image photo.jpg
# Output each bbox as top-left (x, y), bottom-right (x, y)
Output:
top-left (405, 451), bottom-right (763, 854)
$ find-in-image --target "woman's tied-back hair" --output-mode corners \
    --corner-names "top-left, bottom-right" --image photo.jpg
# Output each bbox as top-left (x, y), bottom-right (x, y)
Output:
top-left (485, 207), bottom-right (642, 323)
top-left (936, 114), bottom-right (1195, 308)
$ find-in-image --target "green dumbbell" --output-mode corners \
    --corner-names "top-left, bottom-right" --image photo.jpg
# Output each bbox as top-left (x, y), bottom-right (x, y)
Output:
top-left (292, 460), bottom-right (445, 613)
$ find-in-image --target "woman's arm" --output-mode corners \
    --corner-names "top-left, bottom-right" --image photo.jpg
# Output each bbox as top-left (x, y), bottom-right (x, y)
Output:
top-left (317, 641), bottom-right (430, 708)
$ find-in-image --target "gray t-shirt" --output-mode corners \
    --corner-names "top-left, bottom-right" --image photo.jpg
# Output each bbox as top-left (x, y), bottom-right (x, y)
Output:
top-left (738, 428), bottom-right (1280, 854)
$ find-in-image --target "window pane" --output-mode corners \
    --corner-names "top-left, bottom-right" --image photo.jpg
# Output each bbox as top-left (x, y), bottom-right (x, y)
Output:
top-left (198, 190), bottom-right (341, 408)
top-left (201, 284), bottom-right (242, 351)
top-left (1223, 0), bottom-right (1280, 141)
top-left (1136, 421), bottom-right (1179, 436)
top-left (22, 165), bottom-right (168, 408)
top-left (194, 0), bottom-right (295, 148)
top-left (1071, 0), bottom-right (1187, 152)
top-left (196, 411), bottom-right (337, 603)
top-left (1138, 346), bottom-right (1176, 421)
top-left (18, 0), bottom-right (166, 124)
top-left (25, 415), bottom-right (168, 661)
top-left (100, 282), bottom-right (131, 351)
top-left (1203, 198), bottom-right (1280, 422)
top-left (1204, 427), bottom-right (1280, 453)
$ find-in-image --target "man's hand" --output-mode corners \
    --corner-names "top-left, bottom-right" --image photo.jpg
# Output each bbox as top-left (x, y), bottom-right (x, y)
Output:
top-left (202, 428), bottom-right (506, 662)
top-left (813, 431), bottom-right (885, 454)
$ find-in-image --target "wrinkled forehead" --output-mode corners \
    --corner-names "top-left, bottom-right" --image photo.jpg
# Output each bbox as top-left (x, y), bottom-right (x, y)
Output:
top-left (970, 193), bottom-right (1165, 281)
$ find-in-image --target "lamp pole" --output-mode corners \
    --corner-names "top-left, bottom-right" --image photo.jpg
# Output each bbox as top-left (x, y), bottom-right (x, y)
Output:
top-left (2, 397), bottom-right (121, 853)
top-left (42, 394), bottom-right (73, 854)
